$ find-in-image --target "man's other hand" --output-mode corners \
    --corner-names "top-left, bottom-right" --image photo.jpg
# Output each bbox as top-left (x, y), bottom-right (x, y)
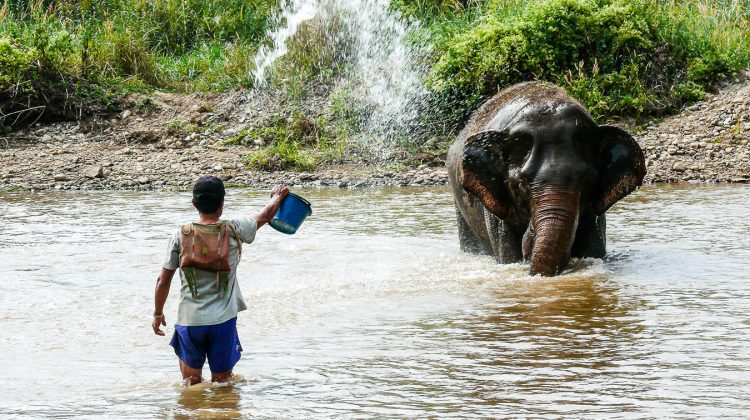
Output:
top-left (152, 314), bottom-right (167, 336)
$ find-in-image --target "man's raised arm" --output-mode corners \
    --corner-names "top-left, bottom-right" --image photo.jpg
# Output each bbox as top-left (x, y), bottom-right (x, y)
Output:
top-left (252, 185), bottom-right (289, 228)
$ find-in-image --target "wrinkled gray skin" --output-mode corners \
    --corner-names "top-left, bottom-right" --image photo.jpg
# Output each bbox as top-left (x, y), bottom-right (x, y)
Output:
top-left (447, 82), bottom-right (646, 276)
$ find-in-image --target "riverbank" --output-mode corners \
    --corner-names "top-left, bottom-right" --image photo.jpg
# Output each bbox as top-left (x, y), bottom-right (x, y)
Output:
top-left (639, 74), bottom-right (750, 183)
top-left (1, 74), bottom-right (749, 192)
top-left (0, 88), bottom-right (448, 191)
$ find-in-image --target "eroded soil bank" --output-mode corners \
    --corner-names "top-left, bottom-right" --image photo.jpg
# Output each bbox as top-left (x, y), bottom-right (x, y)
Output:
top-left (1, 75), bottom-right (749, 191)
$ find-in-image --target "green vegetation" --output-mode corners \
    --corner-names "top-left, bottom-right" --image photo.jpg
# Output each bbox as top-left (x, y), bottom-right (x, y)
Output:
top-left (1, 0), bottom-right (749, 169)
top-left (226, 87), bottom-right (366, 171)
top-left (0, 0), bottom-right (275, 126)
top-left (427, 0), bottom-right (750, 126)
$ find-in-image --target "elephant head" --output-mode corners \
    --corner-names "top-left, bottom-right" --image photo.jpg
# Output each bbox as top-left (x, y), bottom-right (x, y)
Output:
top-left (460, 96), bottom-right (645, 276)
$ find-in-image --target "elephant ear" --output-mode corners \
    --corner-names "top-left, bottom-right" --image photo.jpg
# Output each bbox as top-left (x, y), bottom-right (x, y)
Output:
top-left (462, 130), bottom-right (513, 219)
top-left (591, 126), bottom-right (646, 215)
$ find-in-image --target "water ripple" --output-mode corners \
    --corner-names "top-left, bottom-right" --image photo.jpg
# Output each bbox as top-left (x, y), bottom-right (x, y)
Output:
top-left (1, 185), bottom-right (749, 418)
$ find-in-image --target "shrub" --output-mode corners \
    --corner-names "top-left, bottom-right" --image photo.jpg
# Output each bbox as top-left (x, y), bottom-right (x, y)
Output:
top-left (429, 0), bottom-right (750, 128)
top-left (243, 140), bottom-right (318, 172)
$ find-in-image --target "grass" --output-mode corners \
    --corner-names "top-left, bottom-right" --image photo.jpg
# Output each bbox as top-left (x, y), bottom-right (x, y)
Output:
top-left (1, 0), bottom-right (749, 170)
top-left (427, 0), bottom-right (750, 128)
top-left (225, 96), bottom-right (356, 171)
top-left (0, 0), bottom-right (275, 129)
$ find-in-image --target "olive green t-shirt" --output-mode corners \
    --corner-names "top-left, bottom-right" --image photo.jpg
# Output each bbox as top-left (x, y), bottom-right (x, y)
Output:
top-left (162, 219), bottom-right (257, 326)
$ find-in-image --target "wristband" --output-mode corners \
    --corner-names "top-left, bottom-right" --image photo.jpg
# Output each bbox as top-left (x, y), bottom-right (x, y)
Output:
top-left (153, 312), bottom-right (164, 318)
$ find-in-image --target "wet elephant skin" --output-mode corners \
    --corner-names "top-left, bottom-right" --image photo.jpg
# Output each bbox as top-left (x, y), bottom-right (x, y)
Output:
top-left (446, 81), bottom-right (646, 276)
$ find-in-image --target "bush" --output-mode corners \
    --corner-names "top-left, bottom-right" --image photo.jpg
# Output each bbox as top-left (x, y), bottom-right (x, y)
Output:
top-left (265, 14), bottom-right (355, 92)
top-left (243, 140), bottom-right (318, 172)
top-left (122, 0), bottom-right (275, 55)
top-left (0, 19), bottom-right (98, 126)
top-left (0, 37), bottom-right (35, 90)
top-left (1, 0), bottom-right (748, 155)
top-left (429, 0), bottom-right (750, 128)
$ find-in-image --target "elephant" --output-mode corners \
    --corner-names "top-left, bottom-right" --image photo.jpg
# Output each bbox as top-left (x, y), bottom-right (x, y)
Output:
top-left (446, 81), bottom-right (646, 276)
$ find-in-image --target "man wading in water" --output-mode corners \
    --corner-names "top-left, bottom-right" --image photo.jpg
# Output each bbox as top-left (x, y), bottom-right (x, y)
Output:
top-left (152, 176), bottom-right (289, 384)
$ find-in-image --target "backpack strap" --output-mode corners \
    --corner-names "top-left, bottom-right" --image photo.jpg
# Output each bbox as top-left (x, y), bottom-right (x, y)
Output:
top-left (225, 221), bottom-right (242, 262)
top-left (179, 223), bottom-right (195, 269)
top-left (183, 267), bottom-right (199, 298)
top-left (180, 223), bottom-right (193, 235)
top-left (216, 271), bottom-right (230, 298)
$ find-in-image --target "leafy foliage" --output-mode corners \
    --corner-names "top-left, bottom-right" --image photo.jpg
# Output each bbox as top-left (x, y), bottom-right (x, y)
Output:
top-left (429, 0), bottom-right (750, 126)
top-left (1, 0), bottom-right (749, 153)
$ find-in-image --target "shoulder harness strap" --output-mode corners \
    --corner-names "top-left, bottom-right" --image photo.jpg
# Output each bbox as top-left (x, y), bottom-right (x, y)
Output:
top-left (181, 223), bottom-right (193, 235)
top-left (225, 221), bottom-right (242, 262)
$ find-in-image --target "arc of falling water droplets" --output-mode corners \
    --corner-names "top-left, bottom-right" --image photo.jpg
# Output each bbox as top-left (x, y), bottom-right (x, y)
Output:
top-left (251, 0), bottom-right (430, 159)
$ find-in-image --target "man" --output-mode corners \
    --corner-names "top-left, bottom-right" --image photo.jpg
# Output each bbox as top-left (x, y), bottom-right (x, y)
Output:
top-left (152, 175), bottom-right (289, 384)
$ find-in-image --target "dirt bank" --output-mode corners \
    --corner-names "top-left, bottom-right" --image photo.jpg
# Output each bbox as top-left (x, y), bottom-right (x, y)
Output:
top-left (1, 74), bottom-right (749, 191)
top-left (638, 73), bottom-right (750, 183)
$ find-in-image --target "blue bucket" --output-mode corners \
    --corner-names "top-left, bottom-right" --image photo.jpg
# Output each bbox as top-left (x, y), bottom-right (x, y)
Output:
top-left (269, 192), bottom-right (312, 235)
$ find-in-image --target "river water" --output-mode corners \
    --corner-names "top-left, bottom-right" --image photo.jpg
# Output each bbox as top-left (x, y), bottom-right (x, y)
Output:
top-left (1, 184), bottom-right (749, 418)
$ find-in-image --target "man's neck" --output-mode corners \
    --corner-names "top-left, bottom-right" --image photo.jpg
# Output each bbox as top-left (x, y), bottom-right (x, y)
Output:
top-left (198, 213), bottom-right (221, 224)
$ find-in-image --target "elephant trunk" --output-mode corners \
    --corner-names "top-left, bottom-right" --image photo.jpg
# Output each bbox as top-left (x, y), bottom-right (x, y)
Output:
top-left (527, 186), bottom-right (581, 276)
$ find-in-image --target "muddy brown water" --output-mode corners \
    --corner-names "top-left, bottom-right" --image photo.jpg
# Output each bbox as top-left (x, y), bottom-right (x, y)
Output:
top-left (1, 185), bottom-right (749, 418)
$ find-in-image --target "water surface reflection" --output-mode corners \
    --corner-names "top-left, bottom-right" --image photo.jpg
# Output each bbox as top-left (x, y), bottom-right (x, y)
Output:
top-left (1, 184), bottom-right (749, 417)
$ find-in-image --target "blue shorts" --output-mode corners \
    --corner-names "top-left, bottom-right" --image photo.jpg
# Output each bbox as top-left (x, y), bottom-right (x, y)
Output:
top-left (169, 317), bottom-right (243, 373)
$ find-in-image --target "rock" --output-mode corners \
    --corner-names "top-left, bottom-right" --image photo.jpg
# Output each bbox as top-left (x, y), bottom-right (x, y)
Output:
top-left (213, 165), bottom-right (224, 171)
top-left (121, 110), bottom-right (132, 119)
top-left (53, 175), bottom-right (69, 182)
top-left (137, 176), bottom-right (150, 184)
top-left (218, 174), bottom-right (233, 182)
top-left (672, 162), bottom-right (687, 172)
top-left (84, 165), bottom-right (104, 179)
top-left (41, 134), bottom-right (52, 142)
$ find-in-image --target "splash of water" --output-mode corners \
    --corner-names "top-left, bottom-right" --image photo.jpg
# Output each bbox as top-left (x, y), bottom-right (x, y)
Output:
top-left (252, 0), bottom-right (428, 157)
top-left (252, 0), bottom-right (319, 86)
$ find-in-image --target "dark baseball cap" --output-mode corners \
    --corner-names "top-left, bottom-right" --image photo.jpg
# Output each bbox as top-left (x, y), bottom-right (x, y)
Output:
top-left (193, 176), bottom-right (225, 212)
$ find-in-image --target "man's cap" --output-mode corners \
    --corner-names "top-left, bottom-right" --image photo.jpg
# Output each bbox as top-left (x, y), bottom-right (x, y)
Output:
top-left (193, 175), bottom-right (225, 206)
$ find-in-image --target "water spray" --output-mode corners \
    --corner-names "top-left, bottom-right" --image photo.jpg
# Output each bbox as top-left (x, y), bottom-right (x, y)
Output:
top-left (251, 0), bottom-right (430, 158)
